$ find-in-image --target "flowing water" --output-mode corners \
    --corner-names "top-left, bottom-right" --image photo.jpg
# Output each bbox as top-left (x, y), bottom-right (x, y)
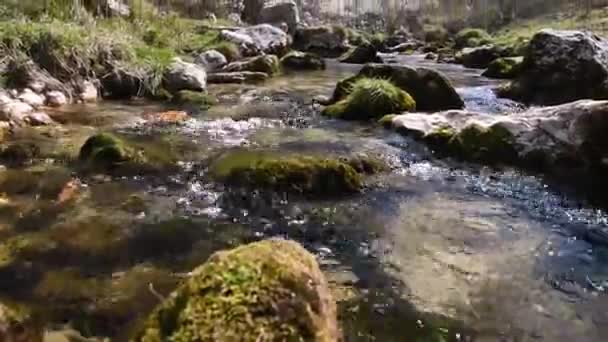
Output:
top-left (2, 55), bottom-right (608, 341)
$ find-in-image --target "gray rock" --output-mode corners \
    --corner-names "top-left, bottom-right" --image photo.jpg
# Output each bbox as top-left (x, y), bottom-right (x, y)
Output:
top-left (163, 58), bottom-right (207, 93)
top-left (501, 29), bottom-right (608, 105)
top-left (482, 56), bottom-right (524, 79)
top-left (194, 50), bottom-right (227, 72)
top-left (293, 26), bottom-right (349, 57)
top-left (45, 90), bottom-right (68, 107)
top-left (458, 44), bottom-right (501, 69)
top-left (100, 68), bottom-right (143, 99)
top-left (0, 101), bottom-right (34, 122)
top-left (26, 112), bottom-right (54, 126)
top-left (258, 1), bottom-right (300, 33)
top-left (207, 72), bottom-right (269, 84)
top-left (80, 81), bottom-right (98, 102)
top-left (388, 41), bottom-right (423, 53)
top-left (338, 42), bottom-right (382, 64)
top-left (386, 100), bottom-right (608, 169)
top-left (227, 13), bottom-right (242, 26)
top-left (223, 24), bottom-right (290, 56)
top-left (331, 63), bottom-right (464, 111)
top-left (281, 51), bottom-right (325, 70)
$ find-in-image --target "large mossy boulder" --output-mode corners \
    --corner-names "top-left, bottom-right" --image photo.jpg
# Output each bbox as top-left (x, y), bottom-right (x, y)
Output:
top-left (331, 64), bottom-right (464, 112)
top-left (458, 44), bottom-right (501, 69)
top-left (134, 239), bottom-right (340, 341)
top-left (454, 28), bottom-right (492, 49)
top-left (223, 55), bottom-right (280, 75)
top-left (293, 26), bottom-right (349, 57)
top-left (383, 100), bottom-right (608, 170)
top-left (280, 51), bottom-right (325, 70)
top-left (323, 78), bottom-right (415, 120)
top-left (482, 57), bottom-right (523, 79)
top-left (338, 41), bottom-right (382, 64)
top-left (210, 150), bottom-right (385, 196)
top-left (500, 29), bottom-right (608, 105)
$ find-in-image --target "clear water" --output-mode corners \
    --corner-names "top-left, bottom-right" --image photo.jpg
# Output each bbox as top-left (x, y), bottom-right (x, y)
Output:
top-left (1, 56), bottom-right (608, 341)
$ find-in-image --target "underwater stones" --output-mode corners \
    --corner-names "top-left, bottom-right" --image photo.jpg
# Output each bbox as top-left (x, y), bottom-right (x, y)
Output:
top-left (454, 28), bottom-right (492, 49)
top-left (134, 239), bottom-right (340, 342)
top-left (338, 41), bottom-right (382, 64)
top-left (0, 301), bottom-right (42, 342)
top-left (223, 55), bottom-right (280, 75)
top-left (210, 150), bottom-right (384, 196)
top-left (79, 133), bottom-right (133, 169)
top-left (482, 57), bottom-right (523, 79)
top-left (163, 58), bottom-right (208, 93)
top-left (331, 64), bottom-right (464, 112)
top-left (323, 78), bottom-right (415, 120)
top-left (500, 29), bottom-right (608, 105)
top-left (194, 50), bottom-right (228, 72)
top-left (280, 51), bottom-right (325, 70)
top-left (207, 71), bottom-right (269, 84)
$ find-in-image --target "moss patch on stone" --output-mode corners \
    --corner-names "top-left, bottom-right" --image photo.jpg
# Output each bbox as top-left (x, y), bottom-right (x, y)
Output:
top-left (210, 150), bottom-right (385, 196)
top-left (172, 90), bottom-right (217, 110)
top-left (482, 57), bottom-right (523, 79)
top-left (455, 28), bottom-right (492, 49)
top-left (134, 239), bottom-right (339, 342)
top-left (323, 78), bottom-right (415, 121)
top-left (280, 51), bottom-right (326, 70)
top-left (447, 123), bottom-right (517, 163)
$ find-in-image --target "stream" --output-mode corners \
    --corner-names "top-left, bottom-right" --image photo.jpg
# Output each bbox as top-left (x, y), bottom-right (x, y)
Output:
top-left (2, 54), bottom-right (608, 341)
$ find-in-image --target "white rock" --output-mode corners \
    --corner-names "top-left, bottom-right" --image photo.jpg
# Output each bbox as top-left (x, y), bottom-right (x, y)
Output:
top-left (194, 50), bottom-right (227, 72)
top-left (25, 112), bottom-right (54, 126)
top-left (18, 89), bottom-right (45, 108)
top-left (45, 91), bottom-right (68, 107)
top-left (0, 101), bottom-right (34, 122)
top-left (80, 81), bottom-right (98, 102)
top-left (163, 58), bottom-right (207, 93)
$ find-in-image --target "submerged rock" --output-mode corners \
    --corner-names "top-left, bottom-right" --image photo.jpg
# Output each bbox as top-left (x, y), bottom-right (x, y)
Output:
top-left (207, 71), bottom-right (269, 84)
top-left (293, 26), bottom-right (349, 57)
top-left (482, 57), bottom-right (523, 79)
top-left (331, 64), bottom-right (464, 111)
top-left (280, 51), bottom-right (325, 70)
top-left (384, 100), bottom-right (608, 170)
top-left (324, 78), bottom-right (415, 120)
top-left (163, 58), bottom-right (208, 93)
top-left (223, 55), bottom-right (280, 75)
top-left (500, 29), bottom-right (608, 105)
top-left (338, 41), bottom-right (382, 64)
top-left (258, 1), bottom-right (300, 33)
top-left (210, 150), bottom-right (385, 196)
top-left (194, 50), bottom-right (228, 72)
top-left (134, 239), bottom-right (340, 341)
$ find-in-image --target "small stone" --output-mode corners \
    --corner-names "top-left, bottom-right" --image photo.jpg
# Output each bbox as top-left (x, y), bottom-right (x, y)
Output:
top-left (45, 91), bottom-right (68, 107)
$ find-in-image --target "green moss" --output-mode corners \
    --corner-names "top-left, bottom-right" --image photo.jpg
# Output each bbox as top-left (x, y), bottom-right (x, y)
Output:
top-left (323, 78), bottom-right (416, 121)
top-left (424, 126), bottom-right (457, 146)
top-left (134, 239), bottom-right (337, 342)
top-left (423, 25), bottom-right (448, 43)
top-left (79, 133), bottom-right (136, 168)
top-left (378, 114), bottom-right (398, 128)
top-left (482, 57), bottom-right (523, 79)
top-left (210, 150), bottom-right (385, 196)
top-left (172, 90), bottom-right (217, 109)
top-left (448, 123), bottom-right (517, 163)
top-left (280, 51), bottom-right (325, 70)
top-left (454, 28), bottom-right (492, 48)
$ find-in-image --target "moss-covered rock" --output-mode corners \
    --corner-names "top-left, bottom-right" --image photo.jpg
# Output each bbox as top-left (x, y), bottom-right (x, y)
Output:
top-left (338, 41), bottom-right (382, 64)
top-left (171, 90), bottom-right (217, 110)
top-left (0, 301), bottom-right (42, 342)
top-left (458, 44), bottom-right (502, 69)
top-left (447, 123), bottom-right (517, 163)
top-left (223, 55), bottom-right (280, 75)
top-left (134, 239), bottom-right (340, 342)
top-left (210, 150), bottom-right (385, 196)
top-left (323, 78), bottom-right (415, 120)
top-left (482, 57), bottom-right (523, 79)
top-left (280, 51), bottom-right (326, 70)
top-left (330, 64), bottom-right (464, 112)
top-left (454, 28), bottom-right (492, 49)
top-left (423, 25), bottom-right (448, 43)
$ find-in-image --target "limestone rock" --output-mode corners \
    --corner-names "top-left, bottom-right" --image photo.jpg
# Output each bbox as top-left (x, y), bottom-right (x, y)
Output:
top-left (163, 58), bottom-right (207, 93)
top-left (194, 50), bottom-right (227, 72)
top-left (224, 24), bottom-right (290, 56)
top-left (17, 89), bottom-right (44, 108)
top-left (79, 81), bottom-right (98, 102)
top-left (45, 91), bottom-right (68, 107)
top-left (258, 1), bottom-right (300, 33)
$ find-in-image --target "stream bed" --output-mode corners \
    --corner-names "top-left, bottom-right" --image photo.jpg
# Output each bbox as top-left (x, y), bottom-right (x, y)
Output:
top-left (1, 55), bottom-right (608, 341)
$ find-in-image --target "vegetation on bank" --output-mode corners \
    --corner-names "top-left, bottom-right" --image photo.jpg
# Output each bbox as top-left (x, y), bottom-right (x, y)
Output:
top-left (0, 2), bottom-right (236, 97)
